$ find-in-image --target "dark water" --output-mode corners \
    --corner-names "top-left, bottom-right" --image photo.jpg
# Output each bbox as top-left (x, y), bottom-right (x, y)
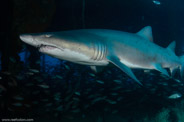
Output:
top-left (1, 0), bottom-right (184, 122)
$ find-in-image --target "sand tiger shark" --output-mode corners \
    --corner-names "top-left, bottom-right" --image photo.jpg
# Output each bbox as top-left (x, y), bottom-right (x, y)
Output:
top-left (19, 26), bottom-right (184, 85)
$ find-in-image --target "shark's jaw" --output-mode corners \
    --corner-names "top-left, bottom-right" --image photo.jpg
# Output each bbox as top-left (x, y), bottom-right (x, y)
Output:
top-left (38, 44), bottom-right (64, 60)
top-left (20, 34), bottom-right (64, 56)
top-left (38, 44), bottom-right (62, 52)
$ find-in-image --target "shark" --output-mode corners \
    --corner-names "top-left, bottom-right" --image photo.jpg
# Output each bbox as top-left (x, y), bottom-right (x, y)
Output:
top-left (19, 26), bottom-right (184, 85)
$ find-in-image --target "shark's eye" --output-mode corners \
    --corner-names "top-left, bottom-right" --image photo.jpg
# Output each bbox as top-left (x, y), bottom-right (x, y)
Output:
top-left (45, 34), bottom-right (52, 38)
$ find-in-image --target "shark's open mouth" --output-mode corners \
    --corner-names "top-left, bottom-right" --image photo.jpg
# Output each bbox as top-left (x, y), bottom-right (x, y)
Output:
top-left (38, 44), bottom-right (59, 52)
top-left (39, 44), bottom-right (57, 50)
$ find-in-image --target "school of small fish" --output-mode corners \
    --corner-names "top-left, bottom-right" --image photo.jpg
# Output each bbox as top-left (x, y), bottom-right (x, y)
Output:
top-left (0, 62), bottom-right (184, 119)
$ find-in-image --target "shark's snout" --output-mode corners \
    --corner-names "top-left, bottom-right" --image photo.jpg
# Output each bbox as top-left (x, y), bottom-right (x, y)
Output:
top-left (20, 34), bottom-right (32, 42)
top-left (19, 34), bottom-right (38, 47)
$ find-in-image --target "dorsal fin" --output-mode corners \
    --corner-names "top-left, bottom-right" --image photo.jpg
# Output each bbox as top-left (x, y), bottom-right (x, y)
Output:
top-left (136, 26), bottom-right (153, 42)
top-left (167, 41), bottom-right (176, 52)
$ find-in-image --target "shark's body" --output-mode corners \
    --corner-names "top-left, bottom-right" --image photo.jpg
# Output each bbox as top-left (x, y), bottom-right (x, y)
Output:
top-left (20, 26), bottom-right (184, 85)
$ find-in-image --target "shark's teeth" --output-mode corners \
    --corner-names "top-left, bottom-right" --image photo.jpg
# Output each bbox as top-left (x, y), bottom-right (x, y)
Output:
top-left (39, 44), bottom-right (66, 53)
top-left (39, 44), bottom-right (57, 49)
top-left (38, 44), bottom-right (55, 48)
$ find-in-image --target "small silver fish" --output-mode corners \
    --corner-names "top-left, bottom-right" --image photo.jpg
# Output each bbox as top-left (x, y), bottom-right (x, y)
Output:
top-left (34, 77), bottom-right (43, 82)
top-left (112, 110), bottom-right (118, 114)
top-left (111, 93), bottom-right (118, 96)
top-left (160, 74), bottom-right (170, 80)
top-left (8, 81), bottom-right (17, 87)
top-left (0, 85), bottom-right (7, 91)
top-left (64, 65), bottom-right (70, 70)
top-left (73, 97), bottom-right (80, 101)
top-left (54, 92), bottom-right (61, 96)
top-left (174, 79), bottom-right (181, 83)
top-left (153, 0), bottom-right (161, 5)
top-left (25, 72), bottom-right (34, 76)
top-left (89, 73), bottom-right (95, 77)
top-left (74, 92), bottom-right (81, 96)
top-left (8, 108), bottom-right (14, 111)
top-left (9, 57), bottom-right (16, 63)
top-left (13, 96), bottom-right (24, 101)
top-left (41, 99), bottom-right (48, 102)
top-left (158, 82), bottom-right (168, 86)
top-left (113, 80), bottom-right (122, 84)
top-left (117, 97), bottom-right (123, 101)
top-left (2, 71), bottom-right (11, 75)
top-left (72, 109), bottom-right (80, 113)
top-left (56, 75), bottom-right (63, 79)
top-left (12, 103), bottom-right (22, 107)
top-left (88, 94), bottom-right (100, 99)
top-left (168, 93), bottom-right (182, 99)
top-left (54, 97), bottom-right (61, 101)
top-left (29, 69), bottom-right (39, 73)
top-left (84, 104), bottom-right (90, 109)
top-left (36, 61), bottom-right (41, 64)
top-left (65, 101), bottom-right (74, 111)
top-left (106, 99), bottom-right (117, 104)
top-left (91, 96), bottom-right (106, 104)
top-left (32, 101), bottom-right (38, 104)
top-left (112, 86), bottom-right (122, 90)
top-left (143, 70), bottom-right (150, 73)
top-left (82, 114), bottom-right (85, 118)
top-left (24, 104), bottom-right (31, 108)
top-left (38, 84), bottom-right (49, 89)
top-left (26, 83), bottom-right (34, 87)
top-left (32, 91), bottom-right (40, 94)
top-left (16, 75), bottom-right (24, 80)
top-left (45, 103), bottom-right (53, 107)
top-left (96, 80), bottom-right (104, 84)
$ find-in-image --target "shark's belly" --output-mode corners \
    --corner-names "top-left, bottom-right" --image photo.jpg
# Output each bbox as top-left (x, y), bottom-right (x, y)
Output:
top-left (58, 48), bottom-right (109, 66)
top-left (75, 59), bottom-right (109, 66)
top-left (120, 58), bottom-right (153, 69)
top-left (116, 42), bottom-right (160, 69)
top-left (118, 50), bottom-right (156, 69)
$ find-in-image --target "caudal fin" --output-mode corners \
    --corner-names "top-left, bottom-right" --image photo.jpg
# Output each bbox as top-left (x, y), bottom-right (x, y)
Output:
top-left (179, 55), bottom-right (184, 79)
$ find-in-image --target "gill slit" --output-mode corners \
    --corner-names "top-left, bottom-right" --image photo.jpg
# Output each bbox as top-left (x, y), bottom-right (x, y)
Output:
top-left (93, 42), bottom-right (98, 60)
top-left (92, 42), bottom-right (107, 61)
top-left (97, 43), bottom-right (102, 61)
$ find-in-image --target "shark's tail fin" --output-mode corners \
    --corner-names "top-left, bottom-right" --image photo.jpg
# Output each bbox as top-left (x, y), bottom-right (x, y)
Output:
top-left (179, 55), bottom-right (184, 79)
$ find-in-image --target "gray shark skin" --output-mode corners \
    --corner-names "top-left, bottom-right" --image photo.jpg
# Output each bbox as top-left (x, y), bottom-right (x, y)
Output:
top-left (19, 26), bottom-right (184, 85)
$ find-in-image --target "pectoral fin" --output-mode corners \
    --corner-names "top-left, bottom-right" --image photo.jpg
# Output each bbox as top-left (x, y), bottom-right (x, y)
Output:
top-left (153, 63), bottom-right (169, 77)
top-left (107, 55), bottom-right (142, 85)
